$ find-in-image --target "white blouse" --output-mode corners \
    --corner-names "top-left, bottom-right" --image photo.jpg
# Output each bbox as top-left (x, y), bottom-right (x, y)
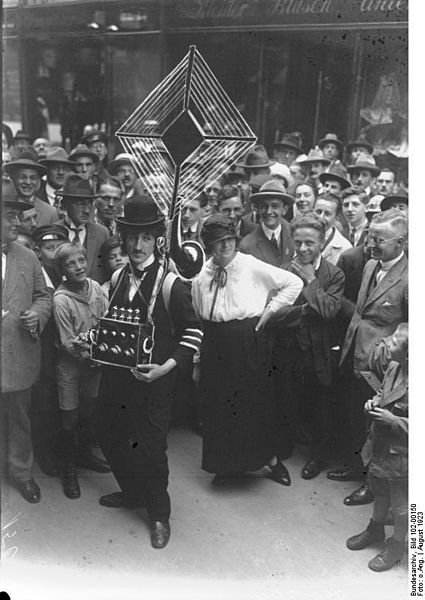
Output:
top-left (192, 252), bottom-right (303, 322)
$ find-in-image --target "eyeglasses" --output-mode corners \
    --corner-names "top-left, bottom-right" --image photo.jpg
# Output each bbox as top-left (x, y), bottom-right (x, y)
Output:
top-left (4, 212), bottom-right (23, 224)
top-left (366, 234), bottom-right (402, 247)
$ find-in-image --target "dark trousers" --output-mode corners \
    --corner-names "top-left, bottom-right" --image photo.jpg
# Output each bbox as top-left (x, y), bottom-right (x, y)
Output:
top-left (31, 374), bottom-right (61, 464)
top-left (0, 388), bottom-right (33, 482)
top-left (96, 368), bottom-right (174, 522)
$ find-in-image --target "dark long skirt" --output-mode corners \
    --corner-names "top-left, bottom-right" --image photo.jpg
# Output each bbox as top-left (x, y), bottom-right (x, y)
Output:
top-left (200, 317), bottom-right (275, 474)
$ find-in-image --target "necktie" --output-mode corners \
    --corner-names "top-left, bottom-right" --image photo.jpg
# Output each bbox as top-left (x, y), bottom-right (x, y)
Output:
top-left (367, 263), bottom-right (381, 297)
top-left (183, 229), bottom-right (194, 241)
top-left (71, 228), bottom-right (83, 246)
top-left (271, 233), bottom-right (279, 252)
top-left (349, 227), bottom-right (356, 246)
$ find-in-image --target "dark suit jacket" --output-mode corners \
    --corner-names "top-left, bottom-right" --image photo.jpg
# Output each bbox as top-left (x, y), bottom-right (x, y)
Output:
top-left (2, 242), bottom-right (52, 392)
top-left (337, 245), bottom-right (369, 321)
top-left (33, 196), bottom-right (59, 227)
top-left (181, 218), bottom-right (205, 248)
top-left (56, 218), bottom-right (109, 284)
top-left (341, 223), bottom-right (368, 248)
top-left (274, 258), bottom-right (345, 386)
top-left (340, 254), bottom-right (408, 374)
top-left (239, 219), bottom-right (294, 268)
top-left (239, 215), bottom-right (257, 238)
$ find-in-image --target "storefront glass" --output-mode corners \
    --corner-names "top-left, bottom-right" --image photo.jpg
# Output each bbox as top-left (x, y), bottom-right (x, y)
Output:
top-left (2, 37), bottom-right (22, 131)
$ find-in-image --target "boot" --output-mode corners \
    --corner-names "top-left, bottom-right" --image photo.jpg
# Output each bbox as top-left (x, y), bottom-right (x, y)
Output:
top-left (368, 537), bottom-right (405, 572)
top-left (346, 519), bottom-right (385, 550)
top-left (58, 429), bottom-right (81, 499)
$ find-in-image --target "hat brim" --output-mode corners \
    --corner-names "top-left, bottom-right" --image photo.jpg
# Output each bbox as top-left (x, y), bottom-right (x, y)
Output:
top-left (298, 158), bottom-right (331, 166)
top-left (235, 160), bottom-right (275, 169)
top-left (39, 158), bottom-right (74, 167)
top-left (250, 191), bottom-right (295, 206)
top-left (347, 164), bottom-right (380, 176)
top-left (69, 151), bottom-right (99, 162)
top-left (317, 138), bottom-right (343, 150)
top-left (318, 173), bottom-right (351, 188)
top-left (3, 199), bottom-right (33, 211)
top-left (346, 142), bottom-right (374, 155)
top-left (272, 142), bottom-right (303, 154)
top-left (107, 159), bottom-right (133, 174)
top-left (55, 191), bottom-right (98, 199)
top-left (380, 196), bottom-right (408, 211)
top-left (4, 160), bottom-right (46, 176)
top-left (203, 232), bottom-right (239, 248)
top-left (116, 215), bottom-right (165, 229)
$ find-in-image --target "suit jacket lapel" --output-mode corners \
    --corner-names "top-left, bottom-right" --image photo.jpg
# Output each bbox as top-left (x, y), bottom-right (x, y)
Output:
top-left (3, 245), bottom-right (20, 305)
top-left (364, 256), bottom-right (407, 308)
top-left (85, 222), bottom-right (95, 275)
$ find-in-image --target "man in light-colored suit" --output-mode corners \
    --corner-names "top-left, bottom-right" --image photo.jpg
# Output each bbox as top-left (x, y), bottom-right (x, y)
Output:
top-left (328, 209), bottom-right (408, 506)
top-left (55, 173), bottom-right (109, 283)
top-left (1, 179), bottom-right (52, 503)
top-left (4, 149), bottom-right (59, 228)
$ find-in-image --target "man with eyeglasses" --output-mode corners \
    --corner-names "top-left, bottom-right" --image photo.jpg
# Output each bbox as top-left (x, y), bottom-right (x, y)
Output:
top-left (328, 209), bottom-right (408, 507)
top-left (55, 173), bottom-right (109, 283)
top-left (94, 177), bottom-right (125, 237)
top-left (1, 178), bottom-right (52, 504)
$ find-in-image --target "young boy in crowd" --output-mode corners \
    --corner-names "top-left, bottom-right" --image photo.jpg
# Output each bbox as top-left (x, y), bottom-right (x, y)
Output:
top-left (53, 243), bottom-right (109, 499)
top-left (100, 236), bottom-right (128, 297)
top-left (346, 322), bottom-right (408, 572)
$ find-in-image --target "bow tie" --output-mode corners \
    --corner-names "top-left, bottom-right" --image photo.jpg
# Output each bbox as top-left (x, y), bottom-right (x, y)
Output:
top-left (209, 266), bottom-right (227, 291)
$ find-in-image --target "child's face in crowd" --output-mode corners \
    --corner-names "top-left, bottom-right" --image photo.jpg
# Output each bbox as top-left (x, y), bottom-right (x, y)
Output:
top-left (61, 249), bottom-right (88, 285)
top-left (388, 329), bottom-right (408, 364)
top-left (107, 246), bottom-right (128, 273)
top-left (38, 240), bottom-right (65, 268)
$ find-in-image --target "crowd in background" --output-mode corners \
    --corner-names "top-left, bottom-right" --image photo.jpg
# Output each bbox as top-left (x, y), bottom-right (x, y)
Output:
top-left (1, 122), bottom-right (408, 563)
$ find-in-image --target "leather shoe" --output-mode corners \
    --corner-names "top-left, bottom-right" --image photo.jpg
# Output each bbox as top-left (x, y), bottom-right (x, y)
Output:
top-left (368, 537), bottom-right (405, 571)
top-left (76, 450), bottom-right (111, 473)
top-left (99, 492), bottom-right (146, 509)
top-left (18, 479), bottom-right (41, 503)
top-left (343, 483), bottom-right (374, 506)
top-left (62, 466), bottom-right (81, 499)
top-left (150, 520), bottom-right (170, 549)
top-left (346, 519), bottom-right (385, 550)
top-left (268, 461), bottom-right (291, 486)
top-left (301, 459), bottom-right (327, 480)
top-left (327, 468), bottom-right (365, 482)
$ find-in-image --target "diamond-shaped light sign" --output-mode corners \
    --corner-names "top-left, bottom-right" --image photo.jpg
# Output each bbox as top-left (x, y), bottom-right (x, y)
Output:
top-left (116, 45), bottom-right (257, 218)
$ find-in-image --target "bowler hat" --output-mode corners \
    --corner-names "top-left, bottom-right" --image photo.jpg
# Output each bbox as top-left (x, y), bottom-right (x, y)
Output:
top-left (346, 138), bottom-right (374, 156)
top-left (250, 179), bottom-right (294, 206)
top-left (201, 214), bottom-right (238, 249)
top-left (236, 145), bottom-right (274, 169)
top-left (347, 154), bottom-right (380, 176)
top-left (298, 149), bottom-right (330, 165)
top-left (55, 173), bottom-right (98, 199)
top-left (107, 153), bottom-right (135, 175)
top-left (380, 192), bottom-right (408, 212)
top-left (273, 133), bottom-right (303, 154)
top-left (69, 144), bottom-right (99, 162)
top-left (12, 130), bottom-right (32, 144)
top-left (3, 149), bottom-right (47, 177)
top-left (2, 177), bottom-right (32, 211)
top-left (115, 193), bottom-right (165, 229)
top-left (83, 130), bottom-right (108, 146)
top-left (319, 165), bottom-right (351, 189)
top-left (317, 133), bottom-right (343, 151)
top-left (39, 146), bottom-right (74, 167)
top-left (32, 223), bottom-right (69, 244)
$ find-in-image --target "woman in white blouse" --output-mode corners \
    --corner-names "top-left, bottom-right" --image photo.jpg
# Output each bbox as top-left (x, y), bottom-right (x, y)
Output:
top-left (192, 214), bottom-right (303, 486)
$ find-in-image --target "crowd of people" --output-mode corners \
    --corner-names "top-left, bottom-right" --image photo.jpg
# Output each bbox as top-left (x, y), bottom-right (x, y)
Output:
top-left (1, 123), bottom-right (408, 568)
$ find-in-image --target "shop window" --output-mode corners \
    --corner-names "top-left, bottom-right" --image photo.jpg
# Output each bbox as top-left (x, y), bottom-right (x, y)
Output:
top-left (2, 37), bottom-right (22, 130)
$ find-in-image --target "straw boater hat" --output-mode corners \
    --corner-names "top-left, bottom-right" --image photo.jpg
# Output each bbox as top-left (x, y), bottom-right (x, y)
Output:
top-left (3, 149), bottom-right (47, 177)
top-left (318, 165), bottom-right (351, 189)
top-left (269, 163), bottom-right (295, 188)
top-left (39, 146), bottom-right (74, 168)
top-left (347, 153), bottom-right (380, 176)
top-left (68, 144), bottom-right (99, 163)
top-left (201, 214), bottom-right (238, 249)
top-left (273, 133), bottom-right (303, 155)
top-left (236, 145), bottom-right (274, 169)
top-left (298, 148), bottom-right (330, 166)
top-left (55, 173), bottom-right (98, 200)
top-left (107, 153), bottom-right (135, 175)
top-left (317, 133), bottom-right (343, 151)
top-left (250, 179), bottom-right (294, 206)
top-left (2, 177), bottom-right (32, 211)
top-left (115, 192), bottom-right (165, 230)
top-left (380, 191), bottom-right (408, 212)
top-left (346, 138), bottom-right (374, 156)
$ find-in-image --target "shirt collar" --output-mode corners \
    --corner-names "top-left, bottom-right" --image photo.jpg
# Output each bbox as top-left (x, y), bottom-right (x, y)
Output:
top-left (261, 221), bottom-right (282, 240)
top-left (183, 223), bottom-right (198, 234)
top-left (65, 217), bottom-right (86, 231)
top-left (314, 254), bottom-right (322, 271)
top-left (380, 251), bottom-right (404, 271)
top-left (130, 253), bottom-right (155, 276)
top-left (349, 217), bottom-right (368, 232)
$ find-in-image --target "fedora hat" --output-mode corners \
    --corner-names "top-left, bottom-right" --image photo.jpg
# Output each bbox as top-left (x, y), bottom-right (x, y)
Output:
top-left (380, 191), bottom-right (408, 211)
top-left (3, 149), bottom-right (47, 177)
top-left (69, 144), bottom-right (99, 162)
top-left (12, 130), bottom-right (32, 144)
top-left (236, 145), bottom-right (274, 169)
top-left (115, 193), bottom-right (165, 229)
top-left (346, 138), bottom-right (374, 156)
top-left (347, 154), bottom-right (380, 176)
top-left (273, 133), bottom-right (303, 154)
top-left (201, 214), bottom-right (238, 249)
top-left (2, 177), bottom-right (32, 211)
top-left (55, 173), bottom-right (98, 199)
top-left (39, 146), bottom-right (74, 167)
top-left (317, 133), bottom-right (343, 151)
top-left (250, 179), bottom-right (294, 206)
top-left (298, 148), bottom-right (330, 165)
top-left (107, 153), bottom-right (135, 175)
top-left (319, 165), bottom-right (351, 189)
